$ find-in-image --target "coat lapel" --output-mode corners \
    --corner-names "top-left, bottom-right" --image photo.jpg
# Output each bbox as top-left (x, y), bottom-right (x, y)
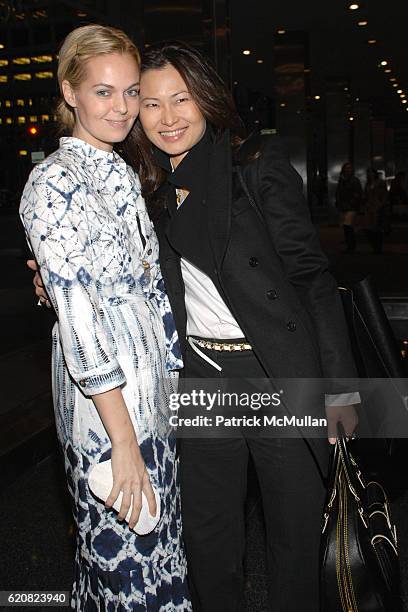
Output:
top-left (206, 130), bottom-right (233, 269)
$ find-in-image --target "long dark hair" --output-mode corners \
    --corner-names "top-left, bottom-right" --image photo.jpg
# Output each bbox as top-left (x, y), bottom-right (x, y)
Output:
top-left (122, 41), bottom-right (244, 208)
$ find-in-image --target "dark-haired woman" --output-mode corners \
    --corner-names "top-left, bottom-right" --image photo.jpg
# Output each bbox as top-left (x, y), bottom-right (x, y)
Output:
top-left (30, 40), bottom-right (359, 611)
top-left (124, 43), bottom-right (359, 612)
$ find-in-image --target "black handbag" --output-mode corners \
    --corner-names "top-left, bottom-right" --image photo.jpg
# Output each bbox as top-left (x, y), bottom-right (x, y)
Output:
top-left (338, 278), bottom-right (406, 380)
top-left (320, 424), bottom-right (401, 612)
top-left (339, 279), bottom-right (408, 496)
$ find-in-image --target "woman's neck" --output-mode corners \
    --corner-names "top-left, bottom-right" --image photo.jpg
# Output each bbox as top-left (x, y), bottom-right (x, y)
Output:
top-left (169, 150), bottom-right (189, 169)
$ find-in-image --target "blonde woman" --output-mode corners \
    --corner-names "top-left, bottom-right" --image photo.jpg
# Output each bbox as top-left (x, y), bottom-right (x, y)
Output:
top-left (20, 25), bottom-right (190, 611)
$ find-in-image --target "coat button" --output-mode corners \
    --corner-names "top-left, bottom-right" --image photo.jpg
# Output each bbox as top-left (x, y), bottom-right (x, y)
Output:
top-left (266, 289), bottom-right (278, 300)
top-left (79, 379), bottom-right (87, 387)
top-left (287, 321), bottom-right (297, 332)
top-left (249, 257), bottom-right (259, 267)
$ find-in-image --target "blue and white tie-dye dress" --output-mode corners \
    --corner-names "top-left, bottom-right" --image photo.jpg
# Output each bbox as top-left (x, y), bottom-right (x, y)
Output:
top-left (20, 137), bottom-right (191, 611)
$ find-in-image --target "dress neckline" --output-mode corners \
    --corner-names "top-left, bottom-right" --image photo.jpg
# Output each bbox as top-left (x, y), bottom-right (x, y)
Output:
top-left (59, 136), bottom-right (126, 167)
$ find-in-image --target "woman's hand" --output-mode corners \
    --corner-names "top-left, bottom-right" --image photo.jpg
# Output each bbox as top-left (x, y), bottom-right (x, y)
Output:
top-left (106, 436), bottom-right (157, 529)
top-left (92, 387), bottom-right (157, 530)
top-left (325, 404), bottom-right (359, 445)
top-left (27, 259), bottom-right (51, 307)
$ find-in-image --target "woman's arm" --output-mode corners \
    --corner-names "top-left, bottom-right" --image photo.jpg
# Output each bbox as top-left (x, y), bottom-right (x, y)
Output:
top-left (254, 135), bottom-right (358, 380)
top-left (27, 259), bottom-right (51, 307)
top-left (247, 136), bottom-right (359, 440)
top-left (93, 388), bottom-right (156, 526)
top-left (20, 161), bottom-right (125, 395)
top-left (20, 160), bottom-right (155, 524)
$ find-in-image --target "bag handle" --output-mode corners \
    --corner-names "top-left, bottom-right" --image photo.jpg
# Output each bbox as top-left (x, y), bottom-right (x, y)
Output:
top-left (234, 165), bottom-right (265, 223)
top-left (337, 423), bottom-right (367, 506)
top-left (322, 424), bottom-right (367, 533)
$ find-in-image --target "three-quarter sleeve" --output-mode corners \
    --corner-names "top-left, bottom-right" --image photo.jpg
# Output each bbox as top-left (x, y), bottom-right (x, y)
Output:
top-left (20, 161), bottom-right (126, 395)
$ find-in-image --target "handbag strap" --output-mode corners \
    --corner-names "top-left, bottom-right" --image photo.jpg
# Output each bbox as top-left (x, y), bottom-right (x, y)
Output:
top-left (234, 165), bottom-right (265, 223)
top-left (336, 423), bottom-right (366, 502)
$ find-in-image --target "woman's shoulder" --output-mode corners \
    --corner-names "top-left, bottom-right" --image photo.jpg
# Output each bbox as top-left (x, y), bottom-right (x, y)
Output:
top-left (234, 130), bottom-right (289, 168)
top-left (124, 161), bottom-right (142, 190)
top-left (26, 147), bottom-right (81, 187)
top-left (21, 147), bottom-right (86, 217)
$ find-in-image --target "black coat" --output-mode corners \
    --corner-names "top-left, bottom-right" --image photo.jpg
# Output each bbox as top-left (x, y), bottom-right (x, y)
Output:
top-left (154, 130), bottom-right (358, 472)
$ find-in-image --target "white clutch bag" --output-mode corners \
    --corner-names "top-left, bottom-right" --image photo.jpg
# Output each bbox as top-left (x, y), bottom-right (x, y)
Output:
top-left (88, 460), bottom-right (161, 535)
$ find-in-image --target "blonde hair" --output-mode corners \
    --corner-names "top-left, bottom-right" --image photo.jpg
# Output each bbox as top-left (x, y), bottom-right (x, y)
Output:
top-left (56, 24), bottom-right (140, 132)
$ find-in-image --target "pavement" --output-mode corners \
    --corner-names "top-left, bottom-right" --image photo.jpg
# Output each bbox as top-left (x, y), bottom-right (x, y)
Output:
top-left (0, 214), bottom-right (407, 610)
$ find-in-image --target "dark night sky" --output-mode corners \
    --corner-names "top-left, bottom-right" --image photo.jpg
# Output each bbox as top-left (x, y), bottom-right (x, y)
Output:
top-left (230, 0), bottom-right (408, 125)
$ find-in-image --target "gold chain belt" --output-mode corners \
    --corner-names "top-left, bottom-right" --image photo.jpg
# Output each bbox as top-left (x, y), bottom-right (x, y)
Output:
top-left (192, 338), bottom-right (252, 352)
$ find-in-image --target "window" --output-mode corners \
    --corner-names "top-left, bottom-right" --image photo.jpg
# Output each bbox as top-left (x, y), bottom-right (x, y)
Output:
top-left (17, 116), bottom-right (26, 124)
top-left (16, 99), bottom-right (24, 106)
top-left (0, 59), bottom-right (8, 67)
top-left (0, 76), bottom-right (7, 83)
top-left (6, 117), bottom-right (12, 124)
top-left (13, 57), bottom-right (31, 65)
top-left (19, 150), bottom-right (28, 156)
top-left (31, 55), bottom-right (53, 63)
top-left (5, 100), bottom-right (11, 107)
top-left (29, 115), bottom-right (38, 122)
top-left (35, 71), bottom-right (53, 79)
top-left (33, 10), bottom-right (48, 19)
top-left (41, 114), bottom-right (50, 122)
top-left (14, 73), bottom-right (31, 81)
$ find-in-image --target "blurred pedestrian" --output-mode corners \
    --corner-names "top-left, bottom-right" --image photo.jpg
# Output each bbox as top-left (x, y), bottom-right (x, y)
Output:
top-left (335, 162), bottom-right (363, 252)
top-left (363, 168), bottom-right (389, 254)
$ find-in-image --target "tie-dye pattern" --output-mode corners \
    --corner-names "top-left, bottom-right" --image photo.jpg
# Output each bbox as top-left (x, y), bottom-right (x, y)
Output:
top-left (20, 137), bottom-right (190, 611)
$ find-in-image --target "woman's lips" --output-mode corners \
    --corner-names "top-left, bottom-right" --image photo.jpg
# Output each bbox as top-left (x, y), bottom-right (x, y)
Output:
top-left (106, 119), bottom-right (129, 127)
top-left (159, 127), bottom-right (188, 142)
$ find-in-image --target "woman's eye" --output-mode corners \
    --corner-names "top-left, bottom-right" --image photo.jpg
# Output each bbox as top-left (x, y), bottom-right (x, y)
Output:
top-left (126, 89), bottom-right (139, 97)
top-left (145, 102), bottom-right (158, 108)
top-left (176, 97), bottom-right (189, 103)
top-left (96, 90), bottom-right (110, 97)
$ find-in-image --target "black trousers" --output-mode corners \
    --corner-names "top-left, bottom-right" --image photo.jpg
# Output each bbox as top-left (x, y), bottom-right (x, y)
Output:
top-left (179, 343), bottom-right (327, 612)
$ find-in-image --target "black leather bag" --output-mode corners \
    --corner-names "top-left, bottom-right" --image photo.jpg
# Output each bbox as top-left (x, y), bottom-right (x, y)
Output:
top-left (339, 279), bottom-right (408, 495)
top-left (320, 424), bottom-right (401, 612)
top-left (338, 278), bottom-right (406, 380)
